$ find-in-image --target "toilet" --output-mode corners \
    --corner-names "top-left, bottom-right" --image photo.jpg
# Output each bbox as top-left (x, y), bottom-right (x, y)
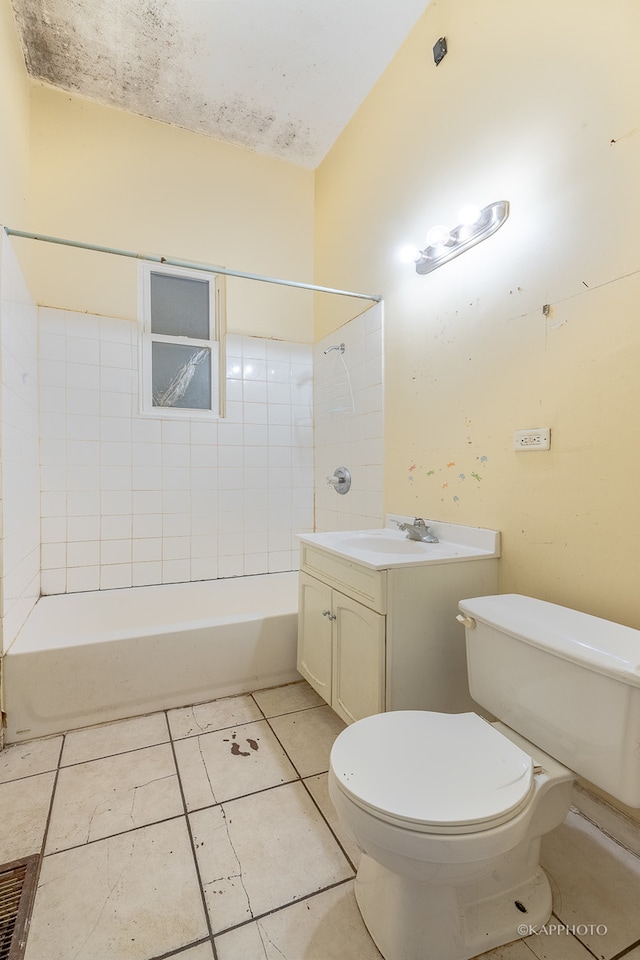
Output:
top-left (329, 593), bottom-right (640, 960)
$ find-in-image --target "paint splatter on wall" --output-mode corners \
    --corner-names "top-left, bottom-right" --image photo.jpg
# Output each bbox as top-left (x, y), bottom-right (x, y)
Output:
top-left (406, 455), bottom-right (490, 505)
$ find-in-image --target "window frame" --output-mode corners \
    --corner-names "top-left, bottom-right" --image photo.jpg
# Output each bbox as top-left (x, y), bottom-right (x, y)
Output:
top-left (138, 261), bottom-right (226, 419)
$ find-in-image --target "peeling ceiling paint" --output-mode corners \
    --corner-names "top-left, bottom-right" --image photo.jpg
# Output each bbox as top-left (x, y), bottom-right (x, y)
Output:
top-left (11, 0), bottom-right (428, 168)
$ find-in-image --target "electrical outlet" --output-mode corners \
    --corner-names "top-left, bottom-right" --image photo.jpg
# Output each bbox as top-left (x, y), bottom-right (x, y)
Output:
top-left (514, 428), bottom-right (551, 451)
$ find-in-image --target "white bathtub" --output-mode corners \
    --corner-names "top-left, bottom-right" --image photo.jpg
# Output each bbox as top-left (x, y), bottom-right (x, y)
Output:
top-left (4, 572), bottom-right (300, 743)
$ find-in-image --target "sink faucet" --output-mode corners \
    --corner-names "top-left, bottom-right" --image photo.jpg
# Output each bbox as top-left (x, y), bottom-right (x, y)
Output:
top-left (394, 518), bottom-right (439, 543)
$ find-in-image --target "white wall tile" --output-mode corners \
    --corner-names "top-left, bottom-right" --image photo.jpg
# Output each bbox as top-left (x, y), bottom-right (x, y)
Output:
top-left (132, 561), bottom-right (162, 586)
top-left (67, 541), bottom-right (100, 567)
top-left (100, 563), bottom-right (132, 589)
top-left (33, 315), bottom-right (314, 596)
top-left (67, 565), bottom-right (100, 592)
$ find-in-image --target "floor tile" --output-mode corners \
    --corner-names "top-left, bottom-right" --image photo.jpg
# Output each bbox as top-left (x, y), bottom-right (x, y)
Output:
top-left (25, 818), bottom-right (208, 960)
top-left (0, 772), bottom-right (55, 863)
top-left (174, 718), bottom-right (297, 810)
top-left (214, 882), bottom-right (383, 960)
top-left (0, 736), bottom-right (62, 783)
top-left (46, 743), bottom-right (183, 853)
top-left (252, 680), bottom-right (324, 718)
top-left (304, 773), bottom-right (360, 869)
top-left (541, 810), bottom-right (640, 959)
top-left (476, 942), bottom-right (535, 959)
top-left (165, 943), bottom-right (215, 959)
top-left (522, 919), bottom-right (604, 959)
top-left (62, 712), bottom-right (169, 765)
top-left (168, 694), bottom-right (263, 740)
top-left (190, 781), bottom-right (354, 934)
top-left (267, 705), bottom-right (346, 777)
top-left (618, 946), bottom-right (640, 959)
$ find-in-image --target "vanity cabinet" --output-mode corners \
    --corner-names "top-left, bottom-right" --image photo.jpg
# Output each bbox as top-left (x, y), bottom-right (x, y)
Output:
top-left (297, 540), bottom-right (499, 725)
top-left (298, 571), bottom-right (385, 724)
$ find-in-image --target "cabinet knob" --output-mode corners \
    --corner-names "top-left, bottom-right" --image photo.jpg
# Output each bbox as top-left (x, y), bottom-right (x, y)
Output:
top-left (322, 609), bottom-right (337, 621)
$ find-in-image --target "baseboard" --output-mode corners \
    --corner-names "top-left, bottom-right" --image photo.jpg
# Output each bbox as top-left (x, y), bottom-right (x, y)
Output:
top-left (571, 782), bottom-right (640, 858)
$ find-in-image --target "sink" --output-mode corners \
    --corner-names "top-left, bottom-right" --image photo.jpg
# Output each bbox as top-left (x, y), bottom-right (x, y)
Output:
top-left (298, 520), bottom-right (501, 570)
top-left (337, 533), bottom-right (440, 554)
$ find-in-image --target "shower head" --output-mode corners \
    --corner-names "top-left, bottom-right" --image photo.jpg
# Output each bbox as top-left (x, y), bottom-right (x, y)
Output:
top-left (324, 342), bottom-right (346, 355)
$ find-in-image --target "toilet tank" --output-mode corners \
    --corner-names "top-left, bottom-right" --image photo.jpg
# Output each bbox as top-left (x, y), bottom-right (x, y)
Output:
top-left (458, 594), bottom-right (640, 808)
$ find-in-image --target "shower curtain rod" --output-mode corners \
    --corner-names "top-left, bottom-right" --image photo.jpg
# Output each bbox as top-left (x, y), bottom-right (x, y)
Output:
top-left (3, 227), bottom-right (382, 303)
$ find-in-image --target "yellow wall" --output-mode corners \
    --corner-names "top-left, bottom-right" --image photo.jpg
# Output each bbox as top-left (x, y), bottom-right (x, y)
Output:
top-left (315, 0), bottom-right (640, 629)
top-left (26, 85), bottom-right (315, 341)
top-left (0, 0), bottom-right (30, 226)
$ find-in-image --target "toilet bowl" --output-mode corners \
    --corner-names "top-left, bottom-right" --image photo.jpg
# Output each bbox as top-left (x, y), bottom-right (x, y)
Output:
top-left (329, 711), bottom-right (574, 960)
top-left (328, 594), bottom-right (640, 960)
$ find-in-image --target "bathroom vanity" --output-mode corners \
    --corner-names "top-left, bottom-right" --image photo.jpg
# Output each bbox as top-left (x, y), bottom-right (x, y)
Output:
top-left (297, 517), bottom-right (500, 724)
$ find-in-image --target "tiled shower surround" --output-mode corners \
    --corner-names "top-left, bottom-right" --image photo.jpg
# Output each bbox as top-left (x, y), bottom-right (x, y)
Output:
top-left (314, 304), bottom-right (384, 532)
top-left (0, 236), bottom-right (384, 661)
top-left (38, 308), bottom-right (314, 594)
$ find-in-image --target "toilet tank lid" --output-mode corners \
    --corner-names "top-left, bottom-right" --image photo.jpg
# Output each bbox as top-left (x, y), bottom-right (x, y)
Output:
top-left (459, 594), bottom-right (640, 687)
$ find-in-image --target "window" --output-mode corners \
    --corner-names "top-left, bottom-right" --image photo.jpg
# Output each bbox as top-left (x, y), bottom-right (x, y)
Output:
top-left (139, 262), bottom-right (225, 417)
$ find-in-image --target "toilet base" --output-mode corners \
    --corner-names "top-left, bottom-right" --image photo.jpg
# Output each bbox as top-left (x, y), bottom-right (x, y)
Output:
top-left (355, 852), bottom-right (552, 960)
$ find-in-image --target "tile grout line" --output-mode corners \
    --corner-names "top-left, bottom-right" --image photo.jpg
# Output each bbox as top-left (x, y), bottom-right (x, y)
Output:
top-left (20, 732), bottom-right (68, 947)
top-left (164, 707), bottom-right (220, 960)
top-left (252, 693), bottom-right (359, 876)
top-left (38, 733), bottom-right (66, 860)
top-left (212, 875), bottom-right (357, 944)
top-left (604, 937), bottom-right (640, 960)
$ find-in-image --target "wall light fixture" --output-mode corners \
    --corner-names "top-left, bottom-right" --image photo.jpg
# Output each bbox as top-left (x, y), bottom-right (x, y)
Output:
top-left (400, 200), bottom-right (510, 275)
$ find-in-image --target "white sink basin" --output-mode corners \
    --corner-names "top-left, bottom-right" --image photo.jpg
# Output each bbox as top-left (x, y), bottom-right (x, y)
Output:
top-left (336, 533), bottom-right (441, 555)
top-left (298, 520), bottom-right (500, 570)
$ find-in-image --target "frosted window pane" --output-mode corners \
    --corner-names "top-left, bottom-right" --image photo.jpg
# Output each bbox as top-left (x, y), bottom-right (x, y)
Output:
top-left (152, 342), bottom-right (212, 409)
top-left (150, 272), bottom-right (210, 338)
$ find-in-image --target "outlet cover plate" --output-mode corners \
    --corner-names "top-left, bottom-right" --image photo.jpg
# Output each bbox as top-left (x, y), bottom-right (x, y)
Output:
top-left (514, 427), bottom-right (551, 451)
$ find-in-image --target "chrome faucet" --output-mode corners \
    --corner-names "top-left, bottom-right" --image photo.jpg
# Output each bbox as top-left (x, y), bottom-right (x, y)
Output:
top-left (395, 517), bottom-right (439, 543)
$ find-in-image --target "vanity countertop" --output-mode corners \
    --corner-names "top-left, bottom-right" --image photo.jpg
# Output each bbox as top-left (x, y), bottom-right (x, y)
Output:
top-left (298, 516), bottom-right (500, 570)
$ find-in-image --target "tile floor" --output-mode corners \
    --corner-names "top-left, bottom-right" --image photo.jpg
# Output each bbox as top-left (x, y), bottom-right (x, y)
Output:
top-left (1, 680), bottom-right (640, 960)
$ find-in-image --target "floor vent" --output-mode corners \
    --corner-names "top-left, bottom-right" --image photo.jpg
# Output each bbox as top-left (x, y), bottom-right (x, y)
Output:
top-left (0, 856), bottom-right (39, 960)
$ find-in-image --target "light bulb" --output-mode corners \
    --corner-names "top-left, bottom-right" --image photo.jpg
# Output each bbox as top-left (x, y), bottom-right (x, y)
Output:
top-left (398, 244), bottom-right (421, 264)
top-left (426, 224), bottom-right (452, 248)
top-left (458, 204), bottom-right (483, 226)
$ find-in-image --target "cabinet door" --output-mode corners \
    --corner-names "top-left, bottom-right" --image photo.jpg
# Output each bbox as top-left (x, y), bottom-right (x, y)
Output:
top-left (332, 592), bottom-right (385, 725)
top-left (297, 572), bottom-right (333, 703)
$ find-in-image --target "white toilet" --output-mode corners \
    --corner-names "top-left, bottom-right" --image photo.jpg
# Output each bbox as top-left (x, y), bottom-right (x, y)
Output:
top-left (329, 593), bottom-right (640, 960)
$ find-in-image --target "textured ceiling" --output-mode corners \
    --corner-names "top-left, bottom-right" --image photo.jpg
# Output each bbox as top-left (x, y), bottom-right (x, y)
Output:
top-left (12, 0), bottom-right (428, 168)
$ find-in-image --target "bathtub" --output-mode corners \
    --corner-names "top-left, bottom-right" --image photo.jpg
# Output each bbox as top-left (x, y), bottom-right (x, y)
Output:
top-left (3, 572), bottom-right (300, 743)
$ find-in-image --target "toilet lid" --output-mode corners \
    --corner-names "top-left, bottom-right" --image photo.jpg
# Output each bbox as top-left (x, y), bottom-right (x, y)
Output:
top-left (330, 712), bottom-right (534, 832)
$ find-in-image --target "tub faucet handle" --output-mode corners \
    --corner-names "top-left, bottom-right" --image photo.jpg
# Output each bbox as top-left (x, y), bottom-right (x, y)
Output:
top-left (326, 466), bottom-right (351, 494)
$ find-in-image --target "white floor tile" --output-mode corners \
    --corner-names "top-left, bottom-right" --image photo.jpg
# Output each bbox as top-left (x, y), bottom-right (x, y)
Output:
top-left (267, 705), bottom-right (346, 777)
top-left (214, 882), bottom-right (383, 960)
top-left (61, 712), bottom-right (169, 765)
top-left (190, 781), bottom-right (353, 934)
top-left (3, 684), bottom-right (640, 960)
top-left (0, 737), bottom-right (62, 783)
top-left (168, 694), bottom-right (263, 740)
top-left (475, 942), bottom-right (534, 959)
top-left (46, 743), bottom-right (183, 852)
top-left (252, 680), bottom-right (324, 717)
top-left (166, 943), bottom-right (215, 959)
top-left (0, 772), bottom-right (55, 863)
top-left (522, 919), bottom-right (605, 959)
top-left (174, 718), bottom-right (297, 809)
top-left (25, 819), bottom-right (208, 960)
top-left (304, 772), bottom-right (361, 868)
top-left (541, 810), bottom-right (640, 959)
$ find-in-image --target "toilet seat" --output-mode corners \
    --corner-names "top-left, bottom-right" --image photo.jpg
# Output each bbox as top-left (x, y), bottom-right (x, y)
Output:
top-left (330, 711), bottom-right (534, 834)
